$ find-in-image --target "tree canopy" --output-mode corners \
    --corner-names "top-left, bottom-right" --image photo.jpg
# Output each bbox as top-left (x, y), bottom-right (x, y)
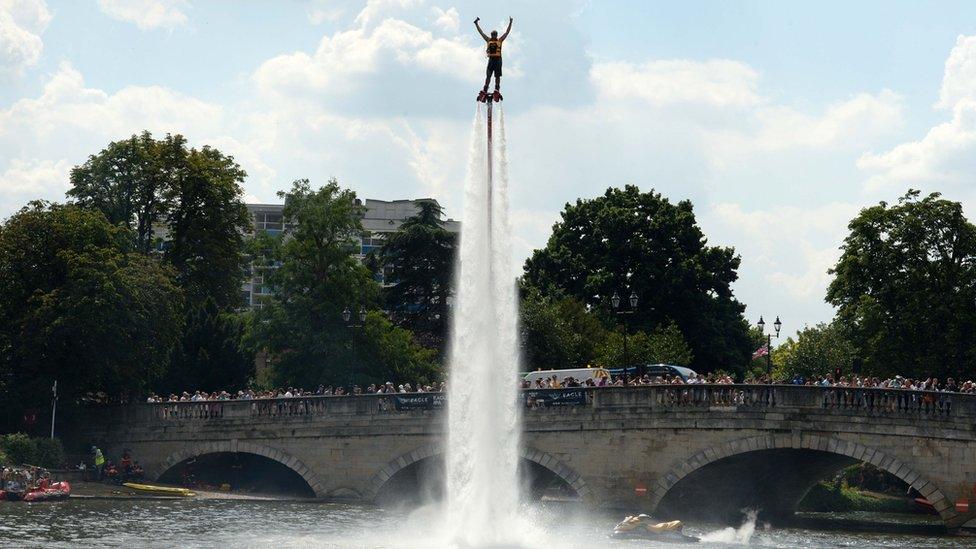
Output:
top-left (0, 203), bottom-right (183, 431)
top-left (523, 185), bottom-right (752, 373)
top-left (376, 201), bottom-right (456, 353)
top-left (827, 190), bottom-right (976, 379)
top-left (519, 290), bottom-right (608, 371)
top-left (770, 322), bottom-right (857, 380)
top-left (251, 179), bottom-right (439, 387)
top-left (68, 131), bottom-right (251, 310)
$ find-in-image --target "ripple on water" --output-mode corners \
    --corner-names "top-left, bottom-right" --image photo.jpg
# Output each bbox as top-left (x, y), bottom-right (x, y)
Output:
top-left (0, 500), bottom-right (969, 549)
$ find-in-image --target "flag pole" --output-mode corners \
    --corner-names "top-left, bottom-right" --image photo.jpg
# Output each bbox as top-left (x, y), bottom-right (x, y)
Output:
top-left (50, 379), bottom-right (57, 439)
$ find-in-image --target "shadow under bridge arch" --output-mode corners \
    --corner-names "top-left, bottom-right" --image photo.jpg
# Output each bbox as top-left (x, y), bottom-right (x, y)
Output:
top-left (363, 444), bottom-right (591, 505)
top-left (652, 433), bottom-right (958, 528)
top-left (154, 441), bottom-right (327, 498)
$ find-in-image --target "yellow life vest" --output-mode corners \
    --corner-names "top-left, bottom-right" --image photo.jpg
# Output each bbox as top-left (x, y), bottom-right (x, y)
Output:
top-left (486, 39), bottom-right (502, 57)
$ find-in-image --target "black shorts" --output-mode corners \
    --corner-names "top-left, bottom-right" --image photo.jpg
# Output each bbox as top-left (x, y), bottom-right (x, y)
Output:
top-left (487, 57), bottom-right (502, 77)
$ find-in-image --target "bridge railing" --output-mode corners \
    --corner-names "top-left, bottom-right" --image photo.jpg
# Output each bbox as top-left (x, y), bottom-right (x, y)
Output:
top-left (122, 384), bottom-right (976, 423)
top-left (590, 384), bottom-right (964, 417)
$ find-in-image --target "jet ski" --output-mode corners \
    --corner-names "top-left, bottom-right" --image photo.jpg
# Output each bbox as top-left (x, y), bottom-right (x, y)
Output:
top-left (611, 515), bottom-right (699, 543)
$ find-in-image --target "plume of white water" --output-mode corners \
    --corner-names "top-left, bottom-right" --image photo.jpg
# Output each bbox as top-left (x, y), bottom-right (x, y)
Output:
top-left (445, 104), bottom-right (522, 546)
top-left (699, 509), bottom-right (758, 544)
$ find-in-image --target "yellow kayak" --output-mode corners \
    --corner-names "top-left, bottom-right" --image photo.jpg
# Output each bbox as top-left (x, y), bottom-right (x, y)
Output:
top-left (123, 482), bottom-right (196, 497)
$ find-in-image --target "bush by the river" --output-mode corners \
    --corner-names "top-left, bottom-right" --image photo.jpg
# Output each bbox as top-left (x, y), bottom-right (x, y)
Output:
top-left (799, 481), bottom-right (912, 513)
top-left (0, 433), bottom-right (64, 468)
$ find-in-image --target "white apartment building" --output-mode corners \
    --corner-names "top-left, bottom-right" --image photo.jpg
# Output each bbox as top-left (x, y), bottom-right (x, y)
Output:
top-left (242, 198), bottom-right (459, 309)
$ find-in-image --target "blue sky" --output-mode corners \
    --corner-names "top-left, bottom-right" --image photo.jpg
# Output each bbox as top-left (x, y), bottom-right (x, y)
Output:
top-left (2, 0), bottom-right (976, 337)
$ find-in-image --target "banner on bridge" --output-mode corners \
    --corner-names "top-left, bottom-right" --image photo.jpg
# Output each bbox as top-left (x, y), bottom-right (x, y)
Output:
top-left (393, 393), bottom-right (446, 411)
top-left (524, 389), bottom-right (587, 407)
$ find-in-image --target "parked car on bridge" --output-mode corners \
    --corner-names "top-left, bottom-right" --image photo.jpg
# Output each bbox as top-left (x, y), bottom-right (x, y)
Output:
top-left (607, 364), bottom-right (698, 382)
top-left (523, 368), bottom-right (611, 386)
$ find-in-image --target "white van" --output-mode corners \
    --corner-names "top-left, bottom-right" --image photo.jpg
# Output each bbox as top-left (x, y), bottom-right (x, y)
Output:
top-left (523, 367), bottom-right (610, 387)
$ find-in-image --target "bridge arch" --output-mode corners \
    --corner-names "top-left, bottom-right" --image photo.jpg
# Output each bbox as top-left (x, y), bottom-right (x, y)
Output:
top-left (154, 440), bottom-right (327, 497)
top-left (363, 444), bottom-right (591, 502)
top-left (650, 433), bottom-right (959, 527)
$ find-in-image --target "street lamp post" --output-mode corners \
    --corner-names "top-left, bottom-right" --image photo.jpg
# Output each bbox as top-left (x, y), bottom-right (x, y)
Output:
top-left (612, 291), bottom-right (639, 372)
top-left (757, 315), bottom-right (782, 377)
top-left (342, 306), bottom-right (367, 385)
top-left (342, 306), bottom-right (367, 328)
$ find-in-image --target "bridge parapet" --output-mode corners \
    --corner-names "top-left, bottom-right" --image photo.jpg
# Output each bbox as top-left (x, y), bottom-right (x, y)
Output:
top-left (119, 384), bottom-right (975, 424)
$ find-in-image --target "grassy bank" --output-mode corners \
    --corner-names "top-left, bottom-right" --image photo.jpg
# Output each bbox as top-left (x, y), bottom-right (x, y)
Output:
top-left (799, 481), bottom-right (913, 513)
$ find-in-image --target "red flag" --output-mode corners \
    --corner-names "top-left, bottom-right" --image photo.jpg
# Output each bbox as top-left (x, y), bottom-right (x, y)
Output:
top-left (752, 345), bottom-right (769, 360)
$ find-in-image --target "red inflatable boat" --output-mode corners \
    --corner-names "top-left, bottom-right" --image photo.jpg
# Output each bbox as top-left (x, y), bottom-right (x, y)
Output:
top-left (20, 481), bottom-right (71, 502)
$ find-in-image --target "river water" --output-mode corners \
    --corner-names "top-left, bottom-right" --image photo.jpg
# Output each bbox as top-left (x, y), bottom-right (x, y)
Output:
top-left (0, 500), bottom-right (967, 548)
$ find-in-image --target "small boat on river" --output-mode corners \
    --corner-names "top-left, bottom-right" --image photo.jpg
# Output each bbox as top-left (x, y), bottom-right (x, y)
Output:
top-left (123, 482), bottom-right (196, 497)
top-left (1, 466), bottom-right (70, 502)
top-left (21, 481), bottom-right (71, 502)
top-left (611, 514), bottom-right (699, 543)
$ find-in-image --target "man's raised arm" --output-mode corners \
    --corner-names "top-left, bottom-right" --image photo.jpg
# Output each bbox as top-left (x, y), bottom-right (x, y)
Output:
top-left (473, 17), bottom-right (489, 41)
top-left (500, 17), bottom-right (513, 40)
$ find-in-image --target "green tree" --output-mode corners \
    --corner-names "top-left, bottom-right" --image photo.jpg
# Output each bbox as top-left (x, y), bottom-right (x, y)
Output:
top-left (68, 132), bottom-right (250, 310)
top-left (67, 131), bottom-right (172, 253)
top-left (827, 190), bottom-right (976, 379)
top-left (595, 323), bottom-right (694, 368)
top-left (771, 323), bottom-right (857, 380)
top-left (523, 185), bottom-right (752, 373)
top-left (164, 145), bottom-right (251, 308)
top-left (0, 203), bottom-right (183, 431)
top-left (162, 298), bottom-right (256, 394)
top-left (358, 311), bottom-right (440, 386)
top-left (377, 201), bottom-right (456, 352)
top-left (520, 290), bottom-right (608, 371)
top-left (252, 179), bottom-right (437, 387)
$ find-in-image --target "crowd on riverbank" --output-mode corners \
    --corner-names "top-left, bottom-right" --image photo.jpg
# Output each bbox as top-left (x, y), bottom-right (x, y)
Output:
top-left (145, 371), bottom-right (976, 404)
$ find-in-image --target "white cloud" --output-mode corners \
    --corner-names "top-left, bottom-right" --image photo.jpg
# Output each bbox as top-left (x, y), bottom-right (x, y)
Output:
top-left (431, 6), bottom-right (459, 33)
top-left (0, 62), bottom-right (240, 213)
top-left (751, 90), bottom-right (904, 150)
top-left (0, 0), bottom-right (51, 77)
top-left (591, 59), bottom-right (762, 107)
top-left (858, 99), bottom-right (976, 190)
top-left (97, 0), bottom-right (188, 30)
top-left (354, 0), bottom-right (425, 27)
top-left (858, 35), bottom-right (976, 192)
top-left (253, 17), bottom-right (481, 102)
top-left (937, 35), bottom-right (976, 110)
top-left (706, 202), bottom-right (859, 323)
top-left (0, 62), bottom-right (222, 151)
top-left (0, 157), bottom-right (69, 194)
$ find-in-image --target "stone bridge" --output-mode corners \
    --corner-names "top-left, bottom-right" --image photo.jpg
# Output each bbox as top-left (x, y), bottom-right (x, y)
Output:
top-left (85, 385), bottom-right (976, 531)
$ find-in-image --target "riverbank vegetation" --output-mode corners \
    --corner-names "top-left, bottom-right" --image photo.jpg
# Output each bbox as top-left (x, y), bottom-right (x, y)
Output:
top-left (0, 434), bottom-right (64, 469)
top-left (799, 463), bottom-right (915, 513)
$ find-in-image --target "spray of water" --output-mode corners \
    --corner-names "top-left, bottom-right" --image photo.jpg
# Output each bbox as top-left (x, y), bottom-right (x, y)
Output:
top-left (445, 104), bottom-right (522, 546)
top-left (699, 509), bottom-right (758, 544)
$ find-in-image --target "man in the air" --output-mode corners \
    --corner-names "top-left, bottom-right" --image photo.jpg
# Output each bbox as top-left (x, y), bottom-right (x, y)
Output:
top-left (474, 16), bottom-right (513, 95)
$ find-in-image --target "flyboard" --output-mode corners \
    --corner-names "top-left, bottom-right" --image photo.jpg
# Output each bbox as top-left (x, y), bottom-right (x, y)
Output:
top-left (476, 90), bottom-right (503, 259)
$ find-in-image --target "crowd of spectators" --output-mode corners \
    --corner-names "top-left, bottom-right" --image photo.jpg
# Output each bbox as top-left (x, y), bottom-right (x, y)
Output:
top-left (146, 382), bottom-right (447, 403)
top-left (146, 370), bottom-right (976, 405)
